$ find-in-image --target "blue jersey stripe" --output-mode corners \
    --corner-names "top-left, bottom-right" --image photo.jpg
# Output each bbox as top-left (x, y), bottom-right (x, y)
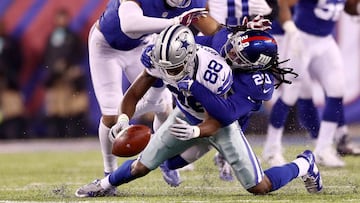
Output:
top-left (70, 0), bottom-right (102, 33)
top-left (0, 0), bottom-right (13, 18)
top-left (11, 0), bottom-right (46, 39)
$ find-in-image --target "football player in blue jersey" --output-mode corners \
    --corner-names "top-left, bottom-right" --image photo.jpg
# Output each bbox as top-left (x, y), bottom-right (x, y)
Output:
top-left (262, 0), bottom-right (360, 168)
top-left (88, 0), bottom-right (223, 189)
top-left (75, 25), bottom-right (322, 197)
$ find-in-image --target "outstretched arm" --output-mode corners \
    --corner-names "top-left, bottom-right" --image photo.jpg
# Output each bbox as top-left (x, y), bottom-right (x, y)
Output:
top-left (120, 70), bottom-right (157, 118)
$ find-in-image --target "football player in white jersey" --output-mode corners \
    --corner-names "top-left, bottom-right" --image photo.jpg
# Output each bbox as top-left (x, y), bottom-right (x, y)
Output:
top-left (89, 0), bottom-right (223, 187)
top-left (262, 0), bottom-right (360, 168)
top-left (75, 24), bottom-right (323, 197)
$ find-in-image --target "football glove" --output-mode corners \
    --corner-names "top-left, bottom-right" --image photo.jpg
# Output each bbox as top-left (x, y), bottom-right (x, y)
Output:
top-left (170, 117), bottom-right (200, 140)
top-left (242, 15), bottom-right (272, 31)
top-left (141, 45), bottom-right (154, 69)
top-left (109, 114), bottom-right (130, 143)
top-left (174, 8), bottom-right (208, 26)
top-left (177, 76), bottom-right (194, 92)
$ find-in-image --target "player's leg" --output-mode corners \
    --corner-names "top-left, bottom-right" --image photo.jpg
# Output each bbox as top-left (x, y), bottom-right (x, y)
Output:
top-left (310, 36), bottom-right (345, 167)
top-left (262, 51), bottom-right (310, 166)
top-left (212, 121), bottom-right (322, 194)
top-left (75, 108), bottom-right (198, 197)
top-left (88, 23), bottom-right (125, 177)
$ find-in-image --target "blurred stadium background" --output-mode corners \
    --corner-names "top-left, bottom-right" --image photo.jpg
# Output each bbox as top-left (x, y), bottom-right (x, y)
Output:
top-left (0, 0), bottom-right (360, 139)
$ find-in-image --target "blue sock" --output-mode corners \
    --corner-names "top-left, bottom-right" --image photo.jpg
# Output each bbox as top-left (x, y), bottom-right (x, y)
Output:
top-left (322, 97), bottom-right (342, 122)
top-left (165, 155), bottom-right (189, 170)
top-left (109, 159), bottom-right (137, 186)
top-left (297, 99), bottom-right (320, 139)
top-left (264, 163), bottom-right (299, 191)
top-left (270, 99), bottom-right (290, 128)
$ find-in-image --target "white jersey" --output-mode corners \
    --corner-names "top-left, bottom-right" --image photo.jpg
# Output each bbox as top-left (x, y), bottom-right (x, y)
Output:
top-left (208, 0), bottom-right (272, 26)
top-left (146, 45), bottom-right (233, 125)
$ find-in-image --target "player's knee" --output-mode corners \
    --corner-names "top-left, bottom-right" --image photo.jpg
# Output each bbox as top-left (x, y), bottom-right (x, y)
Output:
top-left (246, 177), bottom-right (272, 195)
top-left (131, 160), bottom-right (151, 177)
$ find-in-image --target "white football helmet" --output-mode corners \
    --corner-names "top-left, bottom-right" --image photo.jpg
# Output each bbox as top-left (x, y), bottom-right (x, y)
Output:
top-left (151, 24), bottom-right (196, 83)
top-left (166, 0), bottom-right (191, 8)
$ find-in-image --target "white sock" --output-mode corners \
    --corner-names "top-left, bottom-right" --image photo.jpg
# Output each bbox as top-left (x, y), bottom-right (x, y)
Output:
top-left (264, 125), bottom-right (284, 148)
top-left (99, 118), bottom-right (117, 174)
top-left (100, 175), bottom-right (113, 189)
top-left (292, 157), bottom-right (310, 177)
top-left (314, 121), bottom-right (337, 152)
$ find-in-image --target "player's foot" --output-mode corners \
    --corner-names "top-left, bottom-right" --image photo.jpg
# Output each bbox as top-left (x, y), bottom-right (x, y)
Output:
top-left (214, 153), bottom-right (234, 181)
top-left (314, 146), bottom-right (345, 168)
top-left (75, 179), bottom-right (117, 197)
top-left (262, 144), bottom-right (286, 167)
top-left (336, 134), bottom-right (360, 156)
top-left (297, 150), bottom-right (323, 193)
top-left (159, 163), bottom-right (181, 187)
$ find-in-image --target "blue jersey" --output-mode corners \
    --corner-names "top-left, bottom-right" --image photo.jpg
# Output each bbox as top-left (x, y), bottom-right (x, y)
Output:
top-left (294, 0), bottom-right (345, 36)
top-left (194, 28), bottom-right (275, 127)
top-left (99, 0), bottom-right (206, 50)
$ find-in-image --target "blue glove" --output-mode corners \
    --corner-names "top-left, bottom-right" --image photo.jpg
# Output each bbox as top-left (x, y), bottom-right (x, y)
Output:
top-left (177, 76), bottom-right (194, 92)
top-left (141, 45), bottom-right (154, 69)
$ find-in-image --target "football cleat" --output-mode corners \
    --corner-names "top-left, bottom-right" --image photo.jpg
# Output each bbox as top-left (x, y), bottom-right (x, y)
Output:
top-left (75, 179), bottom-right (117, 198)
top-left (214, 153), bottom-right (234, 181)
top-left (262, 144), bottom-right (286, 167)
top-left (297, 150), bottom-right (323, 193)
top-left (336, 134), bottom-right (360, 156)
top-left (159, 163), bottom-right (181, 187)
top-left (314, 146), bottom-right (345, 168)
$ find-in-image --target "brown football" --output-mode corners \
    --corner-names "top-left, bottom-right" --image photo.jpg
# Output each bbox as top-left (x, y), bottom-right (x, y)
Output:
top-left (112, 124), bottom-right (152, 157)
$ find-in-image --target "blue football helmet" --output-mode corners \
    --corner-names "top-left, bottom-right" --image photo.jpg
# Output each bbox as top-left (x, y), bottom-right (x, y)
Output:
top-left (166, 0), bottom-right (191, 8)
top-left (222, 30), bottom-right (278, 71)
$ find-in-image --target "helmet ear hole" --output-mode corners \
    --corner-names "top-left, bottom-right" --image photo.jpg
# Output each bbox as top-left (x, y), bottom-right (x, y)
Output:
top-left (224, 30), bottom-right (278, 71)
top-left (152, 25), bottom-right (196, 83)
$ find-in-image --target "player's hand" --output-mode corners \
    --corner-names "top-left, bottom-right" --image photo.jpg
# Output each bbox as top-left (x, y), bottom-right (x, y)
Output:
top-left (243, 15), bottom-right (272, 31)
top-left (170, 117), bottom-right (200, 140)
top-left (109, 114), bottom-right (130, 143)
top-left (177, 76), bottom-right (194, 92)
top-left (175, 8), bottom-right (208, 26)
top-left (141, 45), bottom-right (154, 69)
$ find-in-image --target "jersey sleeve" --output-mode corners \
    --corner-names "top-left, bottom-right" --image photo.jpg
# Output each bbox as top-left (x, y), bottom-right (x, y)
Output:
top-left (190, 80), bottom-right (259, 126)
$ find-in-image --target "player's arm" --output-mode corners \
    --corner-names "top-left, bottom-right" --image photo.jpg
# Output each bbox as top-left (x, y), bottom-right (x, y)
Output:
top-left (192, 14), bottom-right (223, 35)
top-left (345, 0), bottom-right (360, 15)
top-left (190, 81), bottom-right (256, 126)
top-left (120, 70), bottom-right (157, 119)
top-left (119, 0), bottom-right (176, 38)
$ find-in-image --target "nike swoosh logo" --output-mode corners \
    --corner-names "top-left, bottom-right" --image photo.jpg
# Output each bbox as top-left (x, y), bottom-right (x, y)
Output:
top-left (263, 88), bottom-right (271, 94)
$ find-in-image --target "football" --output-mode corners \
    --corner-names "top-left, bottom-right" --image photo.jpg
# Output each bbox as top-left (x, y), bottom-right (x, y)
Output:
top-left (112, 124), bottom-right (152, 157)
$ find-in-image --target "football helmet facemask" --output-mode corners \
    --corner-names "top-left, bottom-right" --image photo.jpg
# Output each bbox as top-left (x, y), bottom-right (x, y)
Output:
top-left (151, 24), bottom-right (196, 83)
top-left (222, 30), bottom-right (278, 71)
top-left (166, 0), bottom-right (191, 8)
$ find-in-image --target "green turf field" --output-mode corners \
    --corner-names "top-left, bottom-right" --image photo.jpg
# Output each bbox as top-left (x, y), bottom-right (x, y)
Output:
top-left (0, 140), bottom-right (359, 202)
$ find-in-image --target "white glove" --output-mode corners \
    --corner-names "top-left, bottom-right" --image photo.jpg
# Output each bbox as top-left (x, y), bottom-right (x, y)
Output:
top-left (283, 20), bottom-right (303, 59)
top-left (108, 114), bottom-right (130, 142)
top-left (242, 15), bottom-right (272, 31)
top-left (174, 8), bottom-right (208, 26)
top-left (249, 0), bottom-right (272, 16)
top-left (170, 117), bottom-right (200, 140)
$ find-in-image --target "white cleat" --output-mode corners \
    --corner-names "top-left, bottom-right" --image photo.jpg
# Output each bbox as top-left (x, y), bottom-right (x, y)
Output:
top-left (314, 146), bottom-right (345, 168)
top-left (262, 145), bottom-right (286, 167)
